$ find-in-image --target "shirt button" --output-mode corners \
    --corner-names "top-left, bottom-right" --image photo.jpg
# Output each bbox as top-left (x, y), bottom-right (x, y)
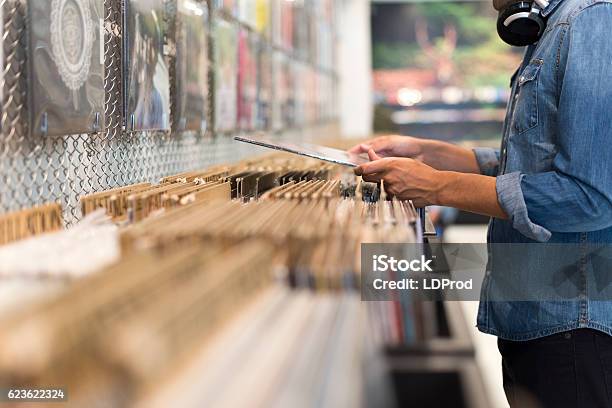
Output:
top-left (519, 76), bottom-right (525, 82)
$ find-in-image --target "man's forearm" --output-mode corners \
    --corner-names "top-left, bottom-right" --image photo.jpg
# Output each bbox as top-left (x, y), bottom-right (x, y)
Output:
top-left (421, 140), bottom-right (482, 174)
top-left (434, 172), bottom-right (508, 219)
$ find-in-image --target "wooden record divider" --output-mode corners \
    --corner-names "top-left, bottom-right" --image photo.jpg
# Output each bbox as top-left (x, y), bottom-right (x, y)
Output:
top-left (0, 203), bottom-right (63, 246)
top-left (80, 183), bottom-right (153, 218)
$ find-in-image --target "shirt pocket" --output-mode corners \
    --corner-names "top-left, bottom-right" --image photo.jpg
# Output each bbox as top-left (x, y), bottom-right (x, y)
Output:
top-left (511, 58), bottom-right (543, 135)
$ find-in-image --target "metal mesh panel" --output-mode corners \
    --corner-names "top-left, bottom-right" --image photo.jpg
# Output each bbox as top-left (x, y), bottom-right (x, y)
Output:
top-left (0, 0), bottom-right (337, 225)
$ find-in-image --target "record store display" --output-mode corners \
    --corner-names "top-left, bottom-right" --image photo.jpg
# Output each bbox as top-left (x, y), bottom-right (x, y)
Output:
top-left (0, 147), bottom-right (487, 406)
top-left (213, 18), bottom-right (238, 132)
top-left (28, 0), bottom-right (105, 137)
top-left (0, 0), bottom-right (497, 406)
top-left (174, 0), bottom-right (209, 132)
top-left (123, 0), bottom-right (171, 131)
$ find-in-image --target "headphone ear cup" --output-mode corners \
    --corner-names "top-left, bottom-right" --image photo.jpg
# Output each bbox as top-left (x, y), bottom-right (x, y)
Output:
top-left (497, 2), bottom-right (546, 46)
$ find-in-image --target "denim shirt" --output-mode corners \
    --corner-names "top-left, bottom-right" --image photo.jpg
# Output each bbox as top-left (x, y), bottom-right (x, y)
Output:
top-left (474, 0), bottom-right (612, 340)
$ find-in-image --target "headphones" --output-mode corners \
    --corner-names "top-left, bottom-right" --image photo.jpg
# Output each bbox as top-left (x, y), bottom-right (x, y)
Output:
top-left (497, 0), bottom-right (550, 46)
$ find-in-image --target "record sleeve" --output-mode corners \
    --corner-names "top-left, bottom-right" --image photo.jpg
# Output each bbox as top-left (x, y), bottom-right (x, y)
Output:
top-left (272, 51), bottom-right (295, 130)
top-left (238, 0), bottom-right (257, 28)
top-left (271, 51), bottom-right (283, 131)
top-left (255, 0), bottom-right (270, 36)
top-left (213, 19), bottom-right (238, 133)
top-left (293, 62), bottom-right (305, 127)
top-left (174, 0), bottom-right (209, 132)
top-left (279, 0), bottom-right (293, 51)
top-left (237, 29), bottom-right (257, 131)
top-left (213, 0), bottom-right (236, 16)
top-left (123, 0), bottom-right (171, 131)
top-left (255, 41), bottom-right (271, 130)
top-left (28, 0), bottom-right (105, 137)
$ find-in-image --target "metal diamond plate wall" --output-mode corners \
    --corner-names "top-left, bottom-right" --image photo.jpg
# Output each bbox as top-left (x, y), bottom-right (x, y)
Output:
top-left (0, 0), bottom-right (339, 225)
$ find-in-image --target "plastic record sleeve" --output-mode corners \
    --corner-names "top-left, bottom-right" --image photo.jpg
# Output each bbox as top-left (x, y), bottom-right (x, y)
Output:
top-left (234, 135), bottom-right (369, 168)
top-left (28, 0), bottom-right (106, 137)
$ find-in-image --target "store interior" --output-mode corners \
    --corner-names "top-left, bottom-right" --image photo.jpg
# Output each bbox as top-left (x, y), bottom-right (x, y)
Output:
top-left (0, 0), bottom-right (519, 407)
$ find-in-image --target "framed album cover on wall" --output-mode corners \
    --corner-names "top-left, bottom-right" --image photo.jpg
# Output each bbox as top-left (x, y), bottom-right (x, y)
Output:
top-left (123, 0), bottom-right (171, 132)
top-left (28, 0), bottom-right (105, 137)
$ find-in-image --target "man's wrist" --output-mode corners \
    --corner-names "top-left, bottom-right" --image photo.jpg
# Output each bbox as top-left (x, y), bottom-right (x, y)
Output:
top-left (431, 170), bottom-right (460, 206)
top-left (416, 139), bottom-right (439, 164)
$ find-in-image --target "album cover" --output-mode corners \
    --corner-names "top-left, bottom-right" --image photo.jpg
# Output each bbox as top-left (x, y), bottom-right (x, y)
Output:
top-left (28, 0), bottom-right (105, 137)
top-left (272, 51), bottom-right (295, 129)
top-left (293, 62), bottom-right (305, 127)
top-left (175, 0), bottom-right (209, 132)
top-left (213, 0), bottom-right (236, 16)
top-left (256, 41), bottom-right (272, 130)
top-left (238, 0), bottom-right (257, 28)
top-left (305, 67), bottom-right (317, 125)
top-left (213, 19), bottom-right (238, 132)
top-left (255, 0), bottom-right (270, 36)
top-left (237, 29), bottom-right (257, 131)
top-left (272, 0), bottom-right (293, 50)
top-left (319, 74), bottom-right (334, 121)
top-left (124, 0), bottom-right (171, 131)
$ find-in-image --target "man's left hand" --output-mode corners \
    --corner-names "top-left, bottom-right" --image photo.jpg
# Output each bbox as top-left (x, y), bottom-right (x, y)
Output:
top-left (354, 149), bottom-right (442, 207)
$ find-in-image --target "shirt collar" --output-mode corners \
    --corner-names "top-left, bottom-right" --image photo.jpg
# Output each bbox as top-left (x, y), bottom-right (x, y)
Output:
top-left (541, 0), bottom-right (564, 17)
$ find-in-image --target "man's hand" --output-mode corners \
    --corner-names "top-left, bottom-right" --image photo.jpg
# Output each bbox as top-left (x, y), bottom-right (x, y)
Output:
top-left (349, 135), bottom-right (482, 174)
top-left (349, 135), bottom-right (426, 160)
top-left (354, 149), bottom-right (508, 220)
top-left (354, 150), bottom-right (441, 207)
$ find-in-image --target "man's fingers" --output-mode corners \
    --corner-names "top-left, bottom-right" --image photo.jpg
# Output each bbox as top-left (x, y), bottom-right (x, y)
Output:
top-left (362, 173), bottom-right (385, 183)
top-left (348, 143), bottom-right (371, 154)
top-left (356, 158), bottom-right (391, 175)
top-left (368, 149), bottom-right (382, 161)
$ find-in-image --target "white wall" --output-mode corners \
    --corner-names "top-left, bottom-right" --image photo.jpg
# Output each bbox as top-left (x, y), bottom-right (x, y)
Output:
top-left (338, 0), bottom-right (373, 139)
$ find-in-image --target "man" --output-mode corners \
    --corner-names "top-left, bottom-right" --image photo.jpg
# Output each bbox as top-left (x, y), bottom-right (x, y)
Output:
top-left (351, 0), bottom-right (612, 406)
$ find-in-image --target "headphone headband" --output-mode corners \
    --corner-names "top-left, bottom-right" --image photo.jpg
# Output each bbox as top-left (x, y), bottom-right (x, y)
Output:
top-left (497, 1), bottom-right (547, 46)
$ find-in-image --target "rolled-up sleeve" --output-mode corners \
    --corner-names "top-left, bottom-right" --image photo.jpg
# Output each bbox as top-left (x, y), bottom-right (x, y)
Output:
top-left (496, 5), bottom-right (612, 242)
top-left (496, 172), bottom-right (552, 242)
top-left (473, 147), bottom-right (500, 177)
